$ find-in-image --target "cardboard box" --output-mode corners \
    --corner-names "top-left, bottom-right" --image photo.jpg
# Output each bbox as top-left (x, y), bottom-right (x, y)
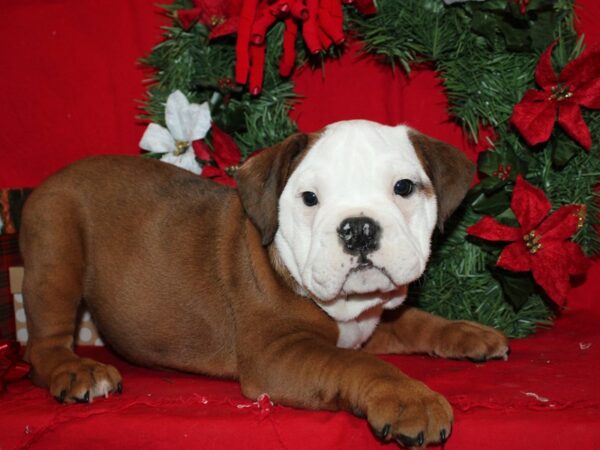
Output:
top-left (9, 267), bottom-right (103, 346)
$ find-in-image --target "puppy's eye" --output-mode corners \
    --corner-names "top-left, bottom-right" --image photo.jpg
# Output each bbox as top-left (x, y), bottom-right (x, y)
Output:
top-left (302, 191), bottom-right (319, 207)
top-left (394, 179), bottom-right (415, 197)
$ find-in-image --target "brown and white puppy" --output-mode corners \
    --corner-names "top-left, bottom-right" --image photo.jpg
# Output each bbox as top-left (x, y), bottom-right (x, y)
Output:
top-left (20, 120), bottom-right (508, 448)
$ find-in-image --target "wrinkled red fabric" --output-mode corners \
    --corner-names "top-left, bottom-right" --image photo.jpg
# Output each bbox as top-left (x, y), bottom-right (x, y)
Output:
top-left (0, 341), bottom-right (30, 392)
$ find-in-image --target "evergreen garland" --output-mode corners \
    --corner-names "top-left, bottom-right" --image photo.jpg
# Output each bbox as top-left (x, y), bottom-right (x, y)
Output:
top-left (142, 0), bottom-right (598, 338)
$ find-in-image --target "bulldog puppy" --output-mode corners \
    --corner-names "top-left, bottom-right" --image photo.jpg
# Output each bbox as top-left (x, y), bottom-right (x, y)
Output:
top-left (20, 120), bottom-right (509, 448)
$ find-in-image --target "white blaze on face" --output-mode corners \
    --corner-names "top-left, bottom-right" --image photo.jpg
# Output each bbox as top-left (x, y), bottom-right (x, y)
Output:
top-left (274, 120), bottom-right (438, 324)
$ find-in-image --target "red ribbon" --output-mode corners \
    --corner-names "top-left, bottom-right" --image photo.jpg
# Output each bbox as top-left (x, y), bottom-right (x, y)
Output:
top-left (510, 42), bottom-right (600, 150)
top-left (178, 0), bottom-right (376, 94)
top-left (1, 340), bottom-right (30, 393)
top-left (240, 0), bottom-right (377, 94)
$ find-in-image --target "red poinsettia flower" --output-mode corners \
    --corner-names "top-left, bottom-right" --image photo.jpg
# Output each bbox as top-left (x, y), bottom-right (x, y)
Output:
top-left (194, 124), bottom-right (241, 187)
top-left (177, 0), bottom-right (242, 39)
top-left (467, 175), bottom-right (589, 304)
top-left (510, 42), bottom-right (600, 150)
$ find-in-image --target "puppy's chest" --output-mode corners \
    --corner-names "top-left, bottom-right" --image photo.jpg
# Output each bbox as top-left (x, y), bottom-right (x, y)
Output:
top-left (315, 293), bottom-right (407, 349)
top-left (336, 310), bottom-right (383, 349)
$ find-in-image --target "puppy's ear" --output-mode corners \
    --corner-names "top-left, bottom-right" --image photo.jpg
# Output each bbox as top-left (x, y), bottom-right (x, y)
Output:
top-left (236, 133), bottom-right (309, 246)
top-left (408, 130), bottom-right (475, 231)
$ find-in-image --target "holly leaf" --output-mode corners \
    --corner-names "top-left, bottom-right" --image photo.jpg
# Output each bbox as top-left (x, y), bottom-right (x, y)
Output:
top-left (492, 269), bottom-right (536, 310)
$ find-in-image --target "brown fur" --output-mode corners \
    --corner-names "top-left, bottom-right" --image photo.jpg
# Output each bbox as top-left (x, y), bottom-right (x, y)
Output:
top-left (20, 131), bottom-right (507, 447)
top-left (409, 130), bottom-right (475, 230)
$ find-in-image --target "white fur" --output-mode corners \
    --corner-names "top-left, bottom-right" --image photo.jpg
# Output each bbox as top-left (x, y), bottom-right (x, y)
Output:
top-left (274, 121), bottom-right (438, 348)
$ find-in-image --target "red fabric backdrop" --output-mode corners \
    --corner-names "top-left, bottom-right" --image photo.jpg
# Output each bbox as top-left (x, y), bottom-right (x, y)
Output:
top-left (0, 1), bottom-right (598, 449)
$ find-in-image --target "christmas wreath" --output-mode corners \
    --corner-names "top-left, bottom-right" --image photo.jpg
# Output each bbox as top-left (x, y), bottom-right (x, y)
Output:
top-left (140, 0), bottom-right (599, 337)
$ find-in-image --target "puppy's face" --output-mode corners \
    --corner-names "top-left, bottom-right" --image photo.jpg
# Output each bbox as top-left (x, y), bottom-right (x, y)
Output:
top-left (236, 120), bottom-right (474, 305)
top-left (275, 121), bottom-right (437, 301)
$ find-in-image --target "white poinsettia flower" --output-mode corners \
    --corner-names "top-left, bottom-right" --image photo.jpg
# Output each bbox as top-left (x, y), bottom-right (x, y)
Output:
top-left (139, 90), bottom-right (212, 174)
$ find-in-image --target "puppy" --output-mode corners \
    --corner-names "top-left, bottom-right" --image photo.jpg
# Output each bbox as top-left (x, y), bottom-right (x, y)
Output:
top-left (20, 120), bottom-right (509, 447)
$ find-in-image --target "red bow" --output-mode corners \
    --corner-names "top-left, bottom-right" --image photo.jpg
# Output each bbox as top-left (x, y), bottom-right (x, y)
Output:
top-left (467, 175), bottom-right (589, 304)
top-left (194, 124), bottom-right (242, 187)
top-left (510, 42), bottom-right (600, 150)
top-left (232, 0), bottom-right (376, 95)
top-left (1, 340), bottom-right (30, 393)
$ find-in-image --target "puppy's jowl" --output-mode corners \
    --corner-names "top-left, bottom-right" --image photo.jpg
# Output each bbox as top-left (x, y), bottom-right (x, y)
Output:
top-left (20, 120), bottom-right (509, 447)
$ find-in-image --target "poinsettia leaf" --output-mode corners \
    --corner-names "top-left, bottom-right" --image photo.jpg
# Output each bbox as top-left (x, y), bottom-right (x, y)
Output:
top-left (499, 21), bottom-right (531, 52)
top-left (141, 152), bottom-right (163, 159)
top-left (492, 269), bottom-right (536, 310)
top-left (478, 176), bottom-right (506, 194)
top-left (495, 207), bottom-right (519, 227)
top-left (472, 189), bottom-right (512, 216)
top-left (529, 11), bottom-right (558, 52)
top-left (477, 151), bottom-right (501, 176)
top-left (467, 235), bottom-right (506, 256)
top-left (215, 106), bottom-right (247, 133)
top-left (527, 0), bottom-right (557, 11)
top-left (551, 136), bottom-right (578, 167)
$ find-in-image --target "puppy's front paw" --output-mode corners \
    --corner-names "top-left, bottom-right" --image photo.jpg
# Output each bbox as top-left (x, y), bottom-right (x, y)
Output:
top-left (434, 320), bottom-right (510, 362)
top-left (50, 358), bottom-right (122, 403)
top-left (366, 378), bottom-right (453, 447)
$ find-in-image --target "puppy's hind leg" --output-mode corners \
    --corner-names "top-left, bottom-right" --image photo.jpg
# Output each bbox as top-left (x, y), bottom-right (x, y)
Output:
top-left (20, 195), bottom-right (122, 403)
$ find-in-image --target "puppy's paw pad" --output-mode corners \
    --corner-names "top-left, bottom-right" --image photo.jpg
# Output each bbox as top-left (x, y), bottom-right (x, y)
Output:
top-left (368, 380), bottom-right (453, 447)
top-left (50, 358), bottom-right (122, 403)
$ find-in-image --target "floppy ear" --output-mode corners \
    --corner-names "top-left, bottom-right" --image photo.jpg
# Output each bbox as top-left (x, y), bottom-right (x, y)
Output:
top-left (235, 133), bottom-right (309, 246)
top-left (408, 130), bottom-right (475, 231)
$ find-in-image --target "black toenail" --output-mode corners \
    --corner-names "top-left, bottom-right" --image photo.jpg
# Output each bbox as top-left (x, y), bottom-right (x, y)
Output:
top-left (417, 431), bottom-right (424, 446)
top-left (82, 391), bottom-right (90, 403)
top-left (506, 347), bottom-right (512, 356)
top-left (117, 382), bottom-right (123, 394)
top-left (396, 434), bottom-right (418, 447)
top-left (440, 429), bottom-right (448, 443)
top-left (468, 356), bottom-right (487, 363)
top-left (58, 389), bottom-right (67, 403)
top-left (379, 424), bottom-right (391, 439)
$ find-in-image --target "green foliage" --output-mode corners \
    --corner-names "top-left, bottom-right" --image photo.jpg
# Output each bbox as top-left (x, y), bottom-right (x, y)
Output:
top-left (140, 6), bottom-right (296, 158)
top-left (141, 0), bottom-right (597, 337)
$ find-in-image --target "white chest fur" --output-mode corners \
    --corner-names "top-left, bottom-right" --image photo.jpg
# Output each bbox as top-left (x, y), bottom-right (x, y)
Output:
top-left (313, 289), bottom-right (407, 349)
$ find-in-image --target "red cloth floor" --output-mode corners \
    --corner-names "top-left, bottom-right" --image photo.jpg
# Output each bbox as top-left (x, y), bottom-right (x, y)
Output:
top-left (2, 297), bottom-right (599, 450)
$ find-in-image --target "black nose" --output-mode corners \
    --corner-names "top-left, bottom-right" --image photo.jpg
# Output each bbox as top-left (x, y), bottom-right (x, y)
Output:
top-left (337, 217), bottom-right (381, 255)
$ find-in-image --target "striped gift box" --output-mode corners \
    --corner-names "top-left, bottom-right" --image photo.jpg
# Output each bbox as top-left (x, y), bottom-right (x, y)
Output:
top-left (1, 234), bottom-right (21, 340)
top-left (1, 188), bottom-right (30, 339)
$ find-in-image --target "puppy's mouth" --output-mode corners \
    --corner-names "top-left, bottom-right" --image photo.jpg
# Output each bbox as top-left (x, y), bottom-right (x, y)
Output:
top-left (352, 254), bottom-right (375, 271)
top-left (337, 256), bottom-right (398, 297)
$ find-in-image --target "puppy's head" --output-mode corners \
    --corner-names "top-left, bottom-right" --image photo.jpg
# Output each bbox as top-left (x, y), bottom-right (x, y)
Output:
top-left (236, 120), bottom-right (474, 303)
